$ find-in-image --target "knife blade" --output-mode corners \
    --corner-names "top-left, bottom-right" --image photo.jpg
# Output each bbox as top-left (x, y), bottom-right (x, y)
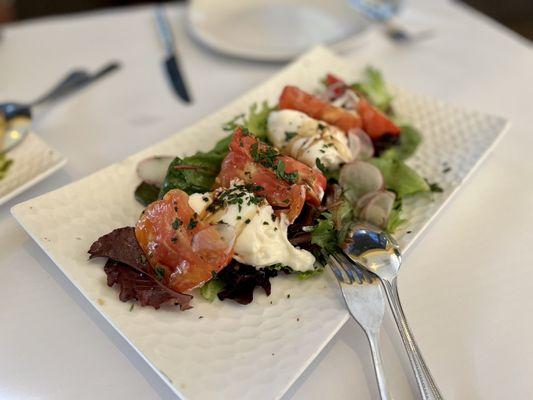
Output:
top-left (155, 7), bottom-right (192, 103)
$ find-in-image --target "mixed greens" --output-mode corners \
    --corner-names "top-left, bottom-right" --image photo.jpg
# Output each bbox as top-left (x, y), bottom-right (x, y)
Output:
top-left (91, 67), bottom-right (441, 310)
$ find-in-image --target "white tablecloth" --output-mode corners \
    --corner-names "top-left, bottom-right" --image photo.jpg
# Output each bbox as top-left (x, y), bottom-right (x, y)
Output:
top-left (1, 1), bottom-right (532, 399)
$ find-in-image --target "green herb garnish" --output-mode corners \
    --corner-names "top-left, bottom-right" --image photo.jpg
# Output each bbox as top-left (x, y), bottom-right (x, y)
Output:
top-left (154, 266), bottom-right (165, 281)
top-left (172, 218), bottom-right (182, 230)
top-left (274, 160), bottom-right (298, 184)
top-left (285, 131), bottom-right (297, 141)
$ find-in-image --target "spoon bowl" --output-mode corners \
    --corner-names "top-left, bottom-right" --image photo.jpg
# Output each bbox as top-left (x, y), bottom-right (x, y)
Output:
top-left (0, 116), bottom-right (31, 154)
top-left (342, 221), bottom-right (401, 279)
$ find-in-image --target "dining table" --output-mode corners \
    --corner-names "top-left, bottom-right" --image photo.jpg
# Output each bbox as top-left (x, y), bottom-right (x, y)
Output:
top-left (1, 0), bottom-right (532, 399)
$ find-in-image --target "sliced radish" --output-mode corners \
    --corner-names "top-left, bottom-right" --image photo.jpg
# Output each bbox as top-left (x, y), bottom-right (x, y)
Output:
top-left (348, 128), bottom-right (374, 160)
top-left (339, 160), bottom-right (384, 203)
top-left (359, 190), bottom-right (395, 228)
top-left (331, 90), bottom-right (359, 109)
top-left (347, 131), bottom-right (361, 161)
top-left (136, 156), bottom-right (174, 186)
top-left (356, 191), bottom-right (379, 209)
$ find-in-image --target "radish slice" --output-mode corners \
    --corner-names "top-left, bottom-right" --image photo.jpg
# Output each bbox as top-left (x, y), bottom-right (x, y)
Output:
top-left (347, 131), bottom-right (361, 160)
top-left (331, 90), bottom-right (359, 109)
top-left (136, 156), bottom-right (174, 186)
top-left (359, 190), bottom-right (396, 228)
top-left (348, 128), bottom-right (374, 160)
top-left (339, 160), bottom-right (384, 203)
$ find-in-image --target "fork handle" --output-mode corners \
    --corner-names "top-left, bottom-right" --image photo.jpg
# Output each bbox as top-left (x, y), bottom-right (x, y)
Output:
top-left (366, 329), bottom-right (391, 400)
top-left (382, 278), bottom-right (443, 400)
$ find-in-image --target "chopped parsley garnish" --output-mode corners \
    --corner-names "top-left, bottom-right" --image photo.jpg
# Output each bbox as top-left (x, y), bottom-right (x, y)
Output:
top-left (187, 219), bottom-right (198, 230)
top-left (171, 237), bottom-right (177, 243)
top-left (315, 158), bottom-right (327, 174)
top-left (285, 131), bottom-right (297, 141)
top-left (263, 221), bottom-right (269, 226)
top-left (250, 142), bottom-right (279, 168)
top-left (274, 160), bottom-right (298, 184)
top-left (244, 218), bottom-right (251, 224)
top-left (428, 182), bottom-right (444, 192)
top-left (154, 266), bottom-right (165, 281)
top-left (207, 184), bottom-right (264, 213)
top-left (172, 218), bottom-right (182, 230)
top-left (236, 215), bottom-right (242, 220)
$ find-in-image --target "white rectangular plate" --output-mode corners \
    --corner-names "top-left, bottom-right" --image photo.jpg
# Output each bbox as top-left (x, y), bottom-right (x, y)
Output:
top-left (0, 132), bottom-right (66, 206)
top-left (11, 47), bottom-right (508, 400)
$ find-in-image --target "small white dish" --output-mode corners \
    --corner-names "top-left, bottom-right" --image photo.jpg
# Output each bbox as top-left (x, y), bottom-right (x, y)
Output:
top-left (188, 0), bottom-right (371, 61)
top-left (0, 132), bottom-right (66, 206)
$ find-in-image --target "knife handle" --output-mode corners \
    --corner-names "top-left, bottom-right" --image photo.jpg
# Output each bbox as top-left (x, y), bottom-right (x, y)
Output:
top-left (155, 6), bottom-right (175, 55)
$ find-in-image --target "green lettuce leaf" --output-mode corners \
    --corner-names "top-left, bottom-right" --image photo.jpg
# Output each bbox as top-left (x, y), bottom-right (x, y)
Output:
top-left (245, 101), bottom-right (276, 139)
top-left (351, 66), bottom-right (393, 112)
top-left (382, 124), bottom-right (422, 160)
top-left (159, 134), bottom-right (232, 196)
top-left (311, 213), bottom-right (337, 253)
top-left (386, 206), bottom-right (407, 233)
top-left (370, 156), bottom-right (430, 198)
top-left (297, 268), bottom-right (324, 280)
top-left (134, 181), bottom-right (160, 206)
top-left (223, 101), bottom-right (276, 140)
top-left (200, 278), bottom-right (225, 302)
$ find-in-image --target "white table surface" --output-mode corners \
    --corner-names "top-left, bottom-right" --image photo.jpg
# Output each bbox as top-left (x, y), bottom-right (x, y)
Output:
top-left (1, 1), bottom-right (532, 399)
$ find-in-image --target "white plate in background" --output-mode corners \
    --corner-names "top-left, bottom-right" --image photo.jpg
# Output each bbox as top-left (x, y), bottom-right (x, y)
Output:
top-left (11, 47), bottom-right (508, 400)
top-left (187, 0), bottom-right (371, 61)
top-left (0, 132), bottom-right (66, 206)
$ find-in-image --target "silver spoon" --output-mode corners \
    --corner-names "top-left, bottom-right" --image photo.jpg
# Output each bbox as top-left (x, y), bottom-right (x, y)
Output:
top-left (342, 221), bottom-right (443, 400)
top-left (0, 62), bottom-right (120, 153)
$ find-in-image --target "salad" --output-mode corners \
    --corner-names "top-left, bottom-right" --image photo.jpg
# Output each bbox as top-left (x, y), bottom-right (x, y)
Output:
top-left (88, 68), bottom-right (440, 310)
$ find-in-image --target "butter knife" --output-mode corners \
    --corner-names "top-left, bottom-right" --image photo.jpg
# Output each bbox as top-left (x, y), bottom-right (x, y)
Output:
top-left (154, 7), bottom-right (192, 103)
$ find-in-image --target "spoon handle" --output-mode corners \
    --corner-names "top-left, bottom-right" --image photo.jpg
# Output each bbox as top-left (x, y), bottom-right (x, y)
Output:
top-left (381, 278), bottom-right (443, 400)
top-left (31, 62), bottom-right (121, 106)
top-left (366, 328), bottom-right (392, 400)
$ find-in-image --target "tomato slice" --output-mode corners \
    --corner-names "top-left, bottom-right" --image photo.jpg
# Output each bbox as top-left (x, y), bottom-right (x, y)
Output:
top-left (324, 76), bottom-right (400, 140)
top-left (357, 97), bottom-right (400, 140)
top-left (216, 128), bottom-right (326, 221)
top-left (279, 85), bottom-right (362, 132)
top-left (135, 189), bottom-right (235, 293)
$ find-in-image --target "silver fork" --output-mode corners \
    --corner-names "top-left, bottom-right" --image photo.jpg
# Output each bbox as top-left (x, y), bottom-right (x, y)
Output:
top-left (329, 252), bottom-right (391, 400)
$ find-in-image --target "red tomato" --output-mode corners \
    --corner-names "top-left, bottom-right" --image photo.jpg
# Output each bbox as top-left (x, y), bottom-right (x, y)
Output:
top-left (325, 73), bottom-right (348, 97)
top-left (135, 189), bottom-right (235, 293)
top-left (357, 98), bottom-right (400, 140)
top-left (279, 85), bottom-right (362, 132)
top-left (216, 128), bottom-right (326, 221)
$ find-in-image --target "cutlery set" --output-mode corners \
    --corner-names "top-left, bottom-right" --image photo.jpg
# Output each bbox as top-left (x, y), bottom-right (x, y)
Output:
top-left (1, 7), bottom-right (190, 154)
top-left (332, 222), bottom-right (442, 399)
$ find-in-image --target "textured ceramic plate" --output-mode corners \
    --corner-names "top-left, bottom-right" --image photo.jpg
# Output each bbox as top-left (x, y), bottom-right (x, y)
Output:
top-left (11, 47), bottom-right (508, 400)
top-left (0, 132), bottom-right (66, 206)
